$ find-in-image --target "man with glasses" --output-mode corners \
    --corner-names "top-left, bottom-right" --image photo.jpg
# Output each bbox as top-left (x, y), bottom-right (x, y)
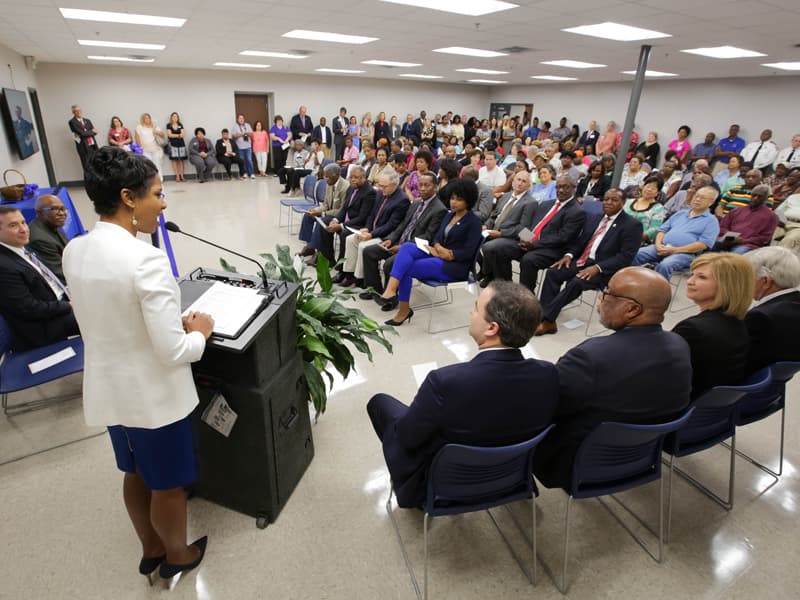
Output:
top-left (533, 266), bottom-right (692, 489)
top-left (28, 195), bottom-right (70, 284)
top-left (0, 206), bottom-right (79, 351)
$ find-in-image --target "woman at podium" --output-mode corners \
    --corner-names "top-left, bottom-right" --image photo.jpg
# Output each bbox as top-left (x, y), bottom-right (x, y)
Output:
top-left (63, 147), bottom-right (214, 585)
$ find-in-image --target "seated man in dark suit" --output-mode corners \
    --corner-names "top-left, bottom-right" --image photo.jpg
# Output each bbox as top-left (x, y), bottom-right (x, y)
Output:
top-left (359, 171), bottom-right (447, 298)
top-left (28, 194), bottom-right (70, 284)
top-left (317, 166), bottom-right (376, 267)
top-left (0, 206), bottom-right (79, 351)
top-left (534, 267), bottom-right (692, 490)
top-left (215, 129), bottom-right (245, 180)
top-left (535, 188), bottom-right (643, 335)
top-left (745, 246), bottom-right (800, 372)
top-left (368, 280), bottom-right (559, 508)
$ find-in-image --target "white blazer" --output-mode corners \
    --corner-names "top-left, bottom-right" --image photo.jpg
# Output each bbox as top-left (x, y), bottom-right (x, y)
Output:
top-left (63, 221), bottom-right (206, 428)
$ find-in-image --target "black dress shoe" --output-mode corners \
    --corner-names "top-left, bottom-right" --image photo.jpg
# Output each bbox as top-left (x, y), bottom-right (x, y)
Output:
top-left (381, 298), bottom-right (400, 312)
top-left (359, 291), bottom-right (375, 300)
top-left (281, 188), bottom-right (291, 194)
top-left (139, 554), bottom-right (166, 586)
top-left (385, 309), bottom-right (414, 327)
top-left (331, 272), bottom-right (347, 284)
top-left (479, 277), bottom-right (492, 288)
top-left (374, 294), bottom-right (398, 307)
top-left (159, 536), bottom-right (208, 580)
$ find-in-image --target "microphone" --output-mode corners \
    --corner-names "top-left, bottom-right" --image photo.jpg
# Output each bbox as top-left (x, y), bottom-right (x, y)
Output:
top-left (164, 221), bottom-right (269, 289)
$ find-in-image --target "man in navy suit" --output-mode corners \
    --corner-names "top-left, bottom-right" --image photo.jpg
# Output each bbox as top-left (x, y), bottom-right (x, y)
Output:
top-left (317, 166), bottom-right (376, 266)
top-left (533, 267), bottom-right (692, 490)
top-left (367, 280), bottom-right (559, 508)
top-left (535, 188), bottom-right (643, 335)
top-left (0, 206), bottom-right (79, 351)
top-left (745, 247), bottom-right (800, 372)
top-left (312, 116), bottom-right (333, 160)
top-left (332, 107), bottom-right (349, 161)
top-left (290, 105), bottom-right (314, 144)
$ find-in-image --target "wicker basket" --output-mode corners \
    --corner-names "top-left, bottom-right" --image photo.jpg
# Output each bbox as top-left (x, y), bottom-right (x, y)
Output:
top-left (0, 169), bottom-right (26, 202)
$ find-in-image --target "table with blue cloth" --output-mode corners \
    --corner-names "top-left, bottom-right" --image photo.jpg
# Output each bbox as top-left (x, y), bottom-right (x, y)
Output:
top-left (1, 186), bottom-right (87, 240)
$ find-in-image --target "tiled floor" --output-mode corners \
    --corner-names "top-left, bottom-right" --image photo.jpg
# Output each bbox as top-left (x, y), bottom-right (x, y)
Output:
top-left (1, 176), bottom-right (798, 599)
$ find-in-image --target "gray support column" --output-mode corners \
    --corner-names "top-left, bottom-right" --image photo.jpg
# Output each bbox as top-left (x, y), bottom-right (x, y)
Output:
top-left (611, 45), bottom-right (652, 189)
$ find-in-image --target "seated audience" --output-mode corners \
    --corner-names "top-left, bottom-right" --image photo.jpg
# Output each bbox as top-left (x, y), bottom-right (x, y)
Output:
top-left (714, 154), bottom-right (743, 193)
top-left (367, 147), bottom-right (391, 187)
top-left (770, 165), bottom-right (800, 207)
top-left (668, 125), bottom-right (692, 167)
top-left (741, 129), bottom-right (779, 175)
top-left (317, 166), bottom-right (376, 267)
top-left (360, 172), bottom-right (447, 299)
top-left (632, 186), bottom-right (720, 280)
top-left (0, 206), bottom-right (79, 351)
top-left (774, 134), bottom-right (800, 171)
top-left (533, 267), bottom-right (692, 489)
top-left (478, 150), bottom-right (507, 190)
top-left (279, 139), bottom-right (309, 194)
top-left (337, 135), bottom-right (360, 170)
top-left (287, 139), bottom-right (324, 194)
top-left (187, 128), bottom-right (217, 183)
top-left (215, 129), bottom-right (244, 180)
top-left (619, 155), bottom-right (647, 189)
top-left (336, 169), bottom-right (409, 288)
top-left (714, 185), bottom-right (778, 254)
top-left (367, 281), bottom-right (558, 508)
top-left (535, 188), bottom-right (642, 336)
top-left (27, 194), bottom-right (69, 283)
top-left (595, 121), bottom-right (616, 156)
top-left (557, 151), bottom-right (581, 181)
top-left (403, 150), bottom-right (433, 201)
top-left (664, 173), bottom-right (713, 219)
top-left (624, 177), bottom-right (666, 245)
top-left (672, 253), bottom-right (752, 398)
top-left (435, 158), bottom-right (460, 207)
top-left (460, 166), bottom-right (494, 223)
top-left (530, 164), bottom-right (557, 202)
top-left (686, 132), bottom-right (716, 167)
top-left (744, 247), bottom-right (800, 371)
top-left (713, 124), bottom-right (746, 174)
top-left (297, 163), bottom-right (350, 263)
top-left (576, 161), bottom-right (609, 203)
top-left (374, 178), bottom-right (483, 325)
top-left (716, 169), bottom-right (772, 216)
top-left (635, 131), bottom-right (661, 168)
top-left (578, 120), bottom-right (599, 155)
top-left (776, 193), bottom-right (800, 249)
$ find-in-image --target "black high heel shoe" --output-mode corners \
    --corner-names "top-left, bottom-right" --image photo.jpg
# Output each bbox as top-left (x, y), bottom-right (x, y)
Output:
top-left (385, 309), bottom-right (414, 327)
top-left (374, 294), bottom-right (398, 308)
top-left (158, 536), bottom-right (208, 581)
top-left (139, 554), bottom-right (166, 586)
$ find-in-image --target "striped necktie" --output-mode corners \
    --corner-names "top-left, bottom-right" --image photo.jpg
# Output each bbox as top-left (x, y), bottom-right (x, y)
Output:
top-left (24, 248), bottom-right (70, 300)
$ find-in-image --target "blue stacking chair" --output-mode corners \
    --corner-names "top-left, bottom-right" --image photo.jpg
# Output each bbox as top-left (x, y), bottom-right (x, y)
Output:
top-left (662, 368), bottom-right (772, 539)
top-left (540, 409), bottom-right (694, 594)
top-left (280, 175), bottom-right (318, 233)
top-left (413, 239), bottom-right (484, 334)
top-left (726, 361), bottom-right (800, 481)
top-left (386, 425), bottom-right (554, 600)
top-left (290, 178), bottom-right (327, 235)
top-left (0, 314), bottom-right (84, 416)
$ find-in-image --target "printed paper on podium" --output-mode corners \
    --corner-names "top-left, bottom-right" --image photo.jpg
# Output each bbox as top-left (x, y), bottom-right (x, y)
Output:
top-left (182, 281), bottom-right (265, 338)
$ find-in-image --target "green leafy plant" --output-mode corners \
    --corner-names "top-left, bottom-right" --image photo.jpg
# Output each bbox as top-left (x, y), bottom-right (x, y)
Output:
top-left (220, 245), bottom-right (395, 419)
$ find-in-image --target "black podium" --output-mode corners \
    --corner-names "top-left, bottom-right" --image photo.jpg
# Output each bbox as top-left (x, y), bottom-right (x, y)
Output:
top-left (179, 268), bottom-right (314, 529)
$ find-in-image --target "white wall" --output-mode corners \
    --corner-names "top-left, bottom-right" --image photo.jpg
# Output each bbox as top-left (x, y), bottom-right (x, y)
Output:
top-left (490, 76), bottom-right (800, 163)
top-left (34, 63), bottom-right (490, 183)
top-left (0, 43), bottom-right (49, 187)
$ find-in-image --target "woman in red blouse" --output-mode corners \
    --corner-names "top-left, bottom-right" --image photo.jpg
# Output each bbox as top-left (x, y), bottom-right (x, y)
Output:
top-left (108, 116), bottom-right (132, 150)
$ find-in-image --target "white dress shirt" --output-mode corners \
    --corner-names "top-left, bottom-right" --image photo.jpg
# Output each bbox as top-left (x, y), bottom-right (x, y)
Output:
top-left (774, 145), bottom-right (800, 170)
top-left (63, 222), bottom-right (206, 428)
top-left (741, 140), bottom-right (779, 170)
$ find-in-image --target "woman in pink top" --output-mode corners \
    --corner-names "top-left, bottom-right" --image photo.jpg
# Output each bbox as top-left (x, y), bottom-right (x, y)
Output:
top-left (251, 121), bottom-right (269, 176)
top-left (596, 121), bottom-right (617, 156)
top-left (668, 125), bottom-right (692, 167)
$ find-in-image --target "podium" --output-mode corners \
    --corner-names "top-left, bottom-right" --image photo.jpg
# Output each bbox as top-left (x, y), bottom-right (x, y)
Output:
top-left (179, 268), bottom-right (314, 529)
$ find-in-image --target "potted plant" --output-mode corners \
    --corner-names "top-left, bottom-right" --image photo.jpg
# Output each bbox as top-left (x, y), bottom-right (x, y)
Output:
top-left (221, 245), bottom-right (395, 419)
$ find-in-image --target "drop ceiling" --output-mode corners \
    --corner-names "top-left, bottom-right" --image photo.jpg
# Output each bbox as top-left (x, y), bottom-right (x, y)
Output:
top-left (1, 0), bottom-right (799, 85)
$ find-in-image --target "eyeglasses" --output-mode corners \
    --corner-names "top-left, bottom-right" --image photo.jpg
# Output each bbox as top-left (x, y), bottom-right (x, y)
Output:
top-left (41, 207), bottom-right (67, 213)
top-left (600, 287), bottom-right (643, 311)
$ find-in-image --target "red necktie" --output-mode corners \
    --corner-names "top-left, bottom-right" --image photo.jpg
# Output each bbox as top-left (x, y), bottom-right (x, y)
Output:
top-left (530, 201), bottom-right (561, 242)
top-left (576, 216), bottom-right (609, 267)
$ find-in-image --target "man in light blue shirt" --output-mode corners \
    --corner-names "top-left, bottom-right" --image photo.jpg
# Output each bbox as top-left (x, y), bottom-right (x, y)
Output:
top-left (632, 186), bottom-right (720, 279)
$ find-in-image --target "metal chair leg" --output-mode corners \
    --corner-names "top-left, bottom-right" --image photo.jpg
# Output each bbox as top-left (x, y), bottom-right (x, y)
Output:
top-left (423, 512), bottom-right (430, 600)
top-left (723, 407), bottom-right (786, 479)
top-left (562, 495), bottom-right (572, 594)
top-left (669, 435), bottom-right (736, 512)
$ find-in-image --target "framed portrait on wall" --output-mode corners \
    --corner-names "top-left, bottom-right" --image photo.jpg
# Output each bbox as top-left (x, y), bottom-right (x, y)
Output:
top-left (1, 87), bottom-right (40, 160)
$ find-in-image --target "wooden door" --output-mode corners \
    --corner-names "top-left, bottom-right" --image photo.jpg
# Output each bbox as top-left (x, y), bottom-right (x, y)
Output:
top-left (234, 93), bottom-right (270, 172)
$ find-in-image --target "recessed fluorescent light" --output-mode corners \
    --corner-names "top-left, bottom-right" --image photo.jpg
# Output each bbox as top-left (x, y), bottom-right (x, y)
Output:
top-left (398, 73), bottom-right (443, 79)
top-left (316, 68), bottom-right (366, 73)
top-left (88, 55), bottom-right (155, 63)
top-left (621, 70), bottom-right (677, 77)
top-left (456, 68), bottom-right (509, 74)
top-left (240, 50), bottom-right (307, 59)
top-left (434, 47), bottom-right (508, 58)
top-left (467, 79), bottom-right (508, 84)
top-left (362, 60), bottom-right (422, 67)
top-left (761, 62), bottom-right (800, 71)
top-left (60, 8), bottom-right (185, 27)
top-left (562, 22), bottom-right (671, 41)
top-left (541, 60), bottom-right (606, 69)
top-left (282, 30), bottom-right (377, 44)
top-left (78, 40), bottom-right (165, 50)
top-left (531, 75), bottom-right (578, 81)
top-left (213, 62), bottom-right (270, 68)
top-left (379, 0), bottom-right (517, 17)
top-left (681, 46), bottom-right (766, 59)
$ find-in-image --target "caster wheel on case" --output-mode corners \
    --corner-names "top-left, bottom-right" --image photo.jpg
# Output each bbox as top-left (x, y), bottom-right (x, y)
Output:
top-left (256, 516), bottom-right (269, 529)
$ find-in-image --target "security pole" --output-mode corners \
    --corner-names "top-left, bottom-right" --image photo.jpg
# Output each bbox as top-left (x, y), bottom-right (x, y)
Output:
top-left (611, 45), bottom-right (652, 189)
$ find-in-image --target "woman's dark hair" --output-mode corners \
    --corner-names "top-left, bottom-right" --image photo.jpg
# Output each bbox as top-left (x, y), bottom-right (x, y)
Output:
top-left (376, 147), bottom-right (389, 159)
top-left (588, 160), bottom-right (605, 176)
top-left (273, 115), bottom-right (283, 124)
top-left (85, 146), bottom-right (159, 216)
top-left (447, 177), bottom-right (478, 209)
top-left (109, 115), bottom-right (123, 128)
top-left (415, 150), bottom-right (434, 169)
top-left (438, 158), bottom-right (460, 181)
top-left (254, 120), bottom-right (264, 130)
top-left (642, 175), bottom-right (662, 188)
top-left (543, 121), bottom-right (551, 129)
top-left (516, 157), bottom-right (530, 172)
top-left (194, 127), bottom-right (206, 136)
top-left (664, 149), bottom-right (679, 163)
top-left (453, 115), bottom-right (461, 124)
top-left (678, 125), bottom-right (691, 136)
